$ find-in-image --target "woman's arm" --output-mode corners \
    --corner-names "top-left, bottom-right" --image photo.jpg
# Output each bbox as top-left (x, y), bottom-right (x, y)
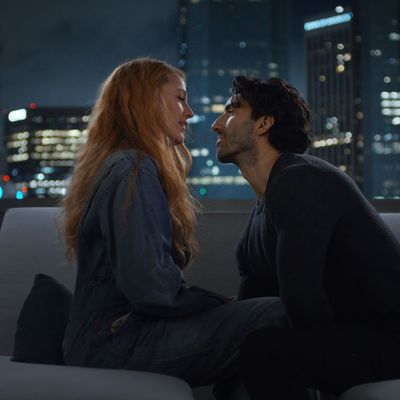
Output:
top-left (99, 156), bottom-right (225, 318)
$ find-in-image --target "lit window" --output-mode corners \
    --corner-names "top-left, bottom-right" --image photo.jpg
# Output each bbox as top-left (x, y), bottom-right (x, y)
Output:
top-left (8, 109), bottom-right (27, 122)
top-left (389, 32), bottom-right (400, 41)
top-left (369, 49), bottom-right (382, 56)
top-left (211, 104), bottom-right (226, 113)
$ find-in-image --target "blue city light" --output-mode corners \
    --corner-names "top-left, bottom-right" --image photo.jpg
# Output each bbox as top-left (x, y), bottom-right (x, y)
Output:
top-left (199, 187), bottom-right (207, 196)
top-left (0, 186), bottom-right (3, 199)
top-left (15, 191), bottom-right (24, 200)
top-left (304, 13), bottom-right (353, 32)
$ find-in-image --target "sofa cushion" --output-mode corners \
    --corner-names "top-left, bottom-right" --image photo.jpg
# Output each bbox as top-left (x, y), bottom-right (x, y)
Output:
top-left (0, 355), bottom-right (195, 400)
top-left (12, 273), bottom-right (73, 365)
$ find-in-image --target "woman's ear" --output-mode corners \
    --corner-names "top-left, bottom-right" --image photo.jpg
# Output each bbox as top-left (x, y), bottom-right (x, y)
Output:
top-left (256, 115), bottom-right (275, 136)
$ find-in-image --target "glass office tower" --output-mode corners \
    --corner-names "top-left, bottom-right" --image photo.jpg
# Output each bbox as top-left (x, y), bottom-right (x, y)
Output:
top-left (178, 0), bottom-right (292, 198)
top-left (305, 9), bottom-right (363, 188)
top-left (4, 105), bottom-right (89, 198)
top-left (305, 3), bottom-right (400, 198)
top-left (354, 0), bottom-right (400, 198)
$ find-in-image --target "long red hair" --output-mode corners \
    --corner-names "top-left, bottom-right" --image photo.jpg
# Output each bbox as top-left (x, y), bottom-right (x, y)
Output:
top-left (60, 58), bottom-right (198, 267)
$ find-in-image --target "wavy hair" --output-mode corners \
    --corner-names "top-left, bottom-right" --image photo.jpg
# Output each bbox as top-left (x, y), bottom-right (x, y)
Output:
top-left (61, 58), bottom-right (198, 267)
top-left (232, 76), bottom-right (311, 153)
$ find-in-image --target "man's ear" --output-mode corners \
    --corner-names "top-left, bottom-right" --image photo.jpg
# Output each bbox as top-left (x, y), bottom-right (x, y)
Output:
top-left (256, 115), bottom-right (274, 136)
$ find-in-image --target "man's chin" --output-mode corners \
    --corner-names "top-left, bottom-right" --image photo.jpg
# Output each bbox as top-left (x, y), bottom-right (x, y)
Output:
top-left (216, 151), bottom-right (234, 164)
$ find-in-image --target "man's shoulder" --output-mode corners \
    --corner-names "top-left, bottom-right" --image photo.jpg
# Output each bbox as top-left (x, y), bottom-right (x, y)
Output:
top-left (271, 153), bottom-right (343, 184)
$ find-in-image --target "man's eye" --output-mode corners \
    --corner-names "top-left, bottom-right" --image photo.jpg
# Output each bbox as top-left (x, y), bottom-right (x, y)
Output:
top-left (178, 96), bottom-right (185, 101)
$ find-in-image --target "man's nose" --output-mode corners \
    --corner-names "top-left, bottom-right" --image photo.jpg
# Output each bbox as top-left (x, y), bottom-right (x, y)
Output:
top-left (211, 116), bottom-right (222, 133)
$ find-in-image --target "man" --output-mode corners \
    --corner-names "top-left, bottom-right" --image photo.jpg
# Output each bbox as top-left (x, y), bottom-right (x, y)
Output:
top-left (212, 76), bottom-right (400, 399)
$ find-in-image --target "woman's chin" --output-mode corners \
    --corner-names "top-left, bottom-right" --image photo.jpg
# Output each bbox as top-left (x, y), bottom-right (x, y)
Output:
top-left (172, 133), bottom-right (185, 145)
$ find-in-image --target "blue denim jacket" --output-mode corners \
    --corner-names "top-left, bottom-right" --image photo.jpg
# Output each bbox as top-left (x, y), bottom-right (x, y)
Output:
top-left (63, 150), bottom-right (224, 368)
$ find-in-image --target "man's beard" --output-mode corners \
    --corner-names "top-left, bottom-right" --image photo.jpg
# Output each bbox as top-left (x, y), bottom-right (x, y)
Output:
top-left (216, 120), bottom-right (255, 165)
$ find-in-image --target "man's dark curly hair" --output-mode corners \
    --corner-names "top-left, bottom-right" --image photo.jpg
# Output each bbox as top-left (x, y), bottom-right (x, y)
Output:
top-left (231, 76), bottom-right (311, 153)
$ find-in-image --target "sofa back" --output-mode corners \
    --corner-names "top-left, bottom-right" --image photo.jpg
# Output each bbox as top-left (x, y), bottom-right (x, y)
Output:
top-left (0, 208), bottom-right (76, 355)
top-left (0, 207), bottom-right (399, 356)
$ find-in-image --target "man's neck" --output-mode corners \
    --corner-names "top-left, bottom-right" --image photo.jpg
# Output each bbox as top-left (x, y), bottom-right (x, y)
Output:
top-left (237, 145), bottom-right (281, 200)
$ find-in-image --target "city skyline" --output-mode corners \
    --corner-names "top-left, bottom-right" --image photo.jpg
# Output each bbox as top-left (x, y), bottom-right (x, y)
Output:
top-left (0, 0), bottom-right (352, 171)
top-left (3, 0), bottom-right (398, 200)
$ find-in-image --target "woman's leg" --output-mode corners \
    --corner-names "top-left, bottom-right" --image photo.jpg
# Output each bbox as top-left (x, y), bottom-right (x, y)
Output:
top-left (239, 325), bottom-right (400, 400)
top-left (125, 297), bottom-right (288, 387)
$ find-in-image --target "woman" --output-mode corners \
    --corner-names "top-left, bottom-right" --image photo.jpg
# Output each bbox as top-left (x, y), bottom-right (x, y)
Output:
top-left (61, 58), bottom-right (286, 389)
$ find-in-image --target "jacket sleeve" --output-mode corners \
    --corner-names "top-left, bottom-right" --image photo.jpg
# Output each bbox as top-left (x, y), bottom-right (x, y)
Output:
top-left (268, 165), bottom-right (341, 328)
top-left (98, 157), bottom-right (225, 318)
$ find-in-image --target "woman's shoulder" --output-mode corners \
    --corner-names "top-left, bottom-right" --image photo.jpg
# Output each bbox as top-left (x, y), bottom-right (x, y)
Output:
top-left (93, 150), bottom-right (161, 206)
top-left (103, 149), bottom-right (158, 178)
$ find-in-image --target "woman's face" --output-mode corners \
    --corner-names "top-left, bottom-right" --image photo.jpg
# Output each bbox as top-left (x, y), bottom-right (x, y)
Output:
top-left (160, 73), bottom-right (194, 145)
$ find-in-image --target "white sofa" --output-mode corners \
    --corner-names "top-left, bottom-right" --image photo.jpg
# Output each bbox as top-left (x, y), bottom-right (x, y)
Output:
top-left (0, 207), bottom-right (194, 400)
top-left (0, 205), bottom-right (399, 400)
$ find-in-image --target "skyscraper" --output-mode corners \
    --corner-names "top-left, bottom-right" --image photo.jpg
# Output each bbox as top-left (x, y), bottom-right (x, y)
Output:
top-left (304, 8), bottom-right (363, 187)
top-left (178, 0), bottom-right (292, 199)
top-left (353, 0), bottom-right (400, 198)
top-left (4, 105), bottom-right (89, 197)
top-left (305, 2), bottom-right (400, 198)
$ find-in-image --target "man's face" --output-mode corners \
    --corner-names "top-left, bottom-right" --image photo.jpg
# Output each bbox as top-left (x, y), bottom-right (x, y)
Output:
top-left (211, 95), bottom-right (256, 164)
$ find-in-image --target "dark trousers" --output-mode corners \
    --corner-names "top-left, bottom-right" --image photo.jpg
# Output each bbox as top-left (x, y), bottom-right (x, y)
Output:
top-left (239, 324), bottom-right (400, 400)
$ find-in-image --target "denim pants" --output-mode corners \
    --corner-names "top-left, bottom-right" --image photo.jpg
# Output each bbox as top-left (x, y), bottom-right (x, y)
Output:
top-left (123, 297), bottom-right (287, 387)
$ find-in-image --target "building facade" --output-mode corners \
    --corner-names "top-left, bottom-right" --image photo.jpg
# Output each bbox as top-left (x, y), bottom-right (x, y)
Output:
top-left (178, 0), bottom-right (292, 198)
top-left (305, 8), bottom-right (363, 188)
top-left (305, 3), bottom-right (400, 198)
top-left (4, 105), bottom-right (89, 198)
top-left (353, 0), bottom-right (400, 198)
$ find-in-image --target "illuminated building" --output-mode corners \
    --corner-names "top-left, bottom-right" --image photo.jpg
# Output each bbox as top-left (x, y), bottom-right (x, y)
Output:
top-left (178, 0), bottom-right (292, 198)
top-left (4, 105), bottom-right (89, 198)
top-left (0, 174), bottom-right (20, 200)
top-left (353, 0), bottom-right (400, 198)
top-left (304, 8), bottom-right (363, 187)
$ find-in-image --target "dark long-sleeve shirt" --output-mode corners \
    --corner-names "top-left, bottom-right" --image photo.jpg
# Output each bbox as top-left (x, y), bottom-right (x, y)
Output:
top-left (236, 152), bottom-right (400, 330)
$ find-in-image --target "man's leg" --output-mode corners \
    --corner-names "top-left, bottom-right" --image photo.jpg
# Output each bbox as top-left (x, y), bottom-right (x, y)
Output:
top-left (126, 298), bottom-right (288, 387)
top-left (239, 325), bottom-right (400, 400)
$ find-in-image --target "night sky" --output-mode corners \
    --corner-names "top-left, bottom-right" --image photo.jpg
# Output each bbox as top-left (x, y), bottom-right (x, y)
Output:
top-left (0, 0), bottom-right (352, 169)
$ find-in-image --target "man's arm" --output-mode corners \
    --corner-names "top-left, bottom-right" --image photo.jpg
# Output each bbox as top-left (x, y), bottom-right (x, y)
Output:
top-left (268, 165), bottom-right (342, 328)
